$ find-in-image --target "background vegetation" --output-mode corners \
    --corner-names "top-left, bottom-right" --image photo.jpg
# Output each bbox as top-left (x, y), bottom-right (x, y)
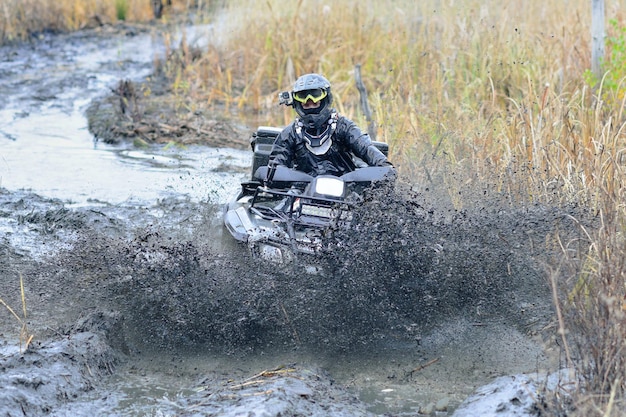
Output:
top-left (0, 0), bottom-right (216, 41)
top-left (163, 1), bottom-right (624, 204)
top-left (5, 0), bottom-right (626, 415)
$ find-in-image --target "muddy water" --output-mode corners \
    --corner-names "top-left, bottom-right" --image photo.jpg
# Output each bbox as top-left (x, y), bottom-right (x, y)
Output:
top-left (0, 23), bottom-right (250, 207)
top-left (0, 20), bottom-right (567, 417)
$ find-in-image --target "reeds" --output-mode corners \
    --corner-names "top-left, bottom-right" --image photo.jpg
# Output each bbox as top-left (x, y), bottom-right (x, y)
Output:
top-left (0, 274), bottom-right (34, 353)
top-left (0, 0), bottom-right (188, 42)
top-left (165, 1), bottom-right (622, 183)
top-left (160, 0), bottom-right (625, 207)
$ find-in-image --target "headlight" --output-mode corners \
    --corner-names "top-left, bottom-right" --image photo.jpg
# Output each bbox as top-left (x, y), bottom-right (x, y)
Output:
top-left (314, 177), bottom-right (345, 197)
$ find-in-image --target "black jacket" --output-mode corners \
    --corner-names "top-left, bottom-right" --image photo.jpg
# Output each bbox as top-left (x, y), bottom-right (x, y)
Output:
top-left (268, 114), bottom-right (390, 177)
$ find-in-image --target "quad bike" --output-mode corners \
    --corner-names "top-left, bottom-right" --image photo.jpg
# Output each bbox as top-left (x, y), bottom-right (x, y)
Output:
top-left (222, 126), bottom-right (394, 265)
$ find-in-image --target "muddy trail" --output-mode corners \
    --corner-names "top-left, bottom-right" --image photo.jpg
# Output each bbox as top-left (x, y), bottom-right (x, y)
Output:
top-left (0, 18), bottom-right (585, 417)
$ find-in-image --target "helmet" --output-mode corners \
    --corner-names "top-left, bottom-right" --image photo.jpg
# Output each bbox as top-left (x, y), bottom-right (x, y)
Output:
top-left (292, 73), bottom-right (334, 132)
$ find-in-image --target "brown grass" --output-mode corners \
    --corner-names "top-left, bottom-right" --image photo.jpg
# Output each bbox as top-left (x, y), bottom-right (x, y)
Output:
top-left (0, 274), bottom-right (34, 353)
top-left (0, 0), bottom-right (203, 42)
top-left (164, 1), bottom-right (624, 190)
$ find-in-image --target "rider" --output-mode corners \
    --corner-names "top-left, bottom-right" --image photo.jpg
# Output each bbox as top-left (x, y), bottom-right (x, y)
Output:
top-left (267, 73), bottom-right (393, 179)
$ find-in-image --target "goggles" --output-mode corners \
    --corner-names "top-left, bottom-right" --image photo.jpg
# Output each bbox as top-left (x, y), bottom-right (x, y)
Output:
top-left (293, 88), bottom-right (327, 103)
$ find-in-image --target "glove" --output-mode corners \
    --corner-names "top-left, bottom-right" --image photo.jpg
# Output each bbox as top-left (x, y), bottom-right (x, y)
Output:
top-left (377, 160), bottom-right (397, 181)
top-left (376, 160), bottom-right (394, 167)
top-left (264, 162), bottom-right (278, 187)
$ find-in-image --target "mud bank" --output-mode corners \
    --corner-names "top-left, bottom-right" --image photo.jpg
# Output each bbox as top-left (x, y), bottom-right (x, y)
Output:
top-left (0, 313), bottom-right (122, 417)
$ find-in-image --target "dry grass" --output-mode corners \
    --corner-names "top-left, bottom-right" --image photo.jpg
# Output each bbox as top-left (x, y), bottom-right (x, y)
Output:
top-left (0, 0), bottom-right (204, 42)
top-left (165, 1), bottom-right (625, 197)
top-left (0, 274), bottom-right (34, 353)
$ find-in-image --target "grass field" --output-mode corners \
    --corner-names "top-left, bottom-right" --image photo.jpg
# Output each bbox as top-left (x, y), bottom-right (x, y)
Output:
top-left (161, 1), bottom-right (624, 197)
top-left (5, 0), bottom-right (626, 414)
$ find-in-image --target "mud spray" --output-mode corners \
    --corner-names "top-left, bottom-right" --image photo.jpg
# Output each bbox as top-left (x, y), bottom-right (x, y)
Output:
top-left (71, 180), bottom-right (576, 355)
top-left (1, 176), bottom-right (586, 415)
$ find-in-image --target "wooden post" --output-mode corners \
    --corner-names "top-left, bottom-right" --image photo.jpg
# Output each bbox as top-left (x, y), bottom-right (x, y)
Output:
top-left (354, 64), bottom-right (377, 140)
top-left (591, 0), bottom-right (605, 80)
top-left (152, 0), bottom-right (164, 19)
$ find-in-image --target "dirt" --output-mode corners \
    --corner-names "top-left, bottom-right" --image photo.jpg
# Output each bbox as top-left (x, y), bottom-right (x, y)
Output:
top-left (0, 18), bottom-right (591, 417)
top-left (85, 76), bottom-right (251, 150)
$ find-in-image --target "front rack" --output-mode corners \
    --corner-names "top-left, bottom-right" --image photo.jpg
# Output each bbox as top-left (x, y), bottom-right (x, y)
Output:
top-left (249, 186), bottom-right (353, 228)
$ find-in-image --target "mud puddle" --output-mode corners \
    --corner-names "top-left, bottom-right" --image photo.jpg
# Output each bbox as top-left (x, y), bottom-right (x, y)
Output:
top-left (0, 20), bottom-right (250, 206)
top-left (0, 14), bottom-right (577, 417)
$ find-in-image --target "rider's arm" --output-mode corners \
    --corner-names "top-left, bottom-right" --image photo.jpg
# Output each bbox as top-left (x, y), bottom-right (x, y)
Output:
top-left (338, 118), bottom-right (391, 167)
top-left (268, 127), bottom-right (295, 168)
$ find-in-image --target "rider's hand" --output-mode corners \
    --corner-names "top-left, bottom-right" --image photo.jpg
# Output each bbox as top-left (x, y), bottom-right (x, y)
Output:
top-left (377, 160), bottom-right (397, 180)
top-left (264, 162), bottom-right (278, 187)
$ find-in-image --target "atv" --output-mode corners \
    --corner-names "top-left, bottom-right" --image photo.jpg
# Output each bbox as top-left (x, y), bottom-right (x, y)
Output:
top-left (222, 126), bottom-right (394, 265)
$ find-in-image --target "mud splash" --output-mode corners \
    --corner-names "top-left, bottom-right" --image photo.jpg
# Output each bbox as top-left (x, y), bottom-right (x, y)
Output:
top-left (1, 175), bottom-right (580, 415)
top-left (59, 181), bottom-right (568, 356)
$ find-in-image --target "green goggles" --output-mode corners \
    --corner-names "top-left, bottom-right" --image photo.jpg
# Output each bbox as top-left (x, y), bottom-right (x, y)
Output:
top-left (293, 88), bottom-right (327, 103)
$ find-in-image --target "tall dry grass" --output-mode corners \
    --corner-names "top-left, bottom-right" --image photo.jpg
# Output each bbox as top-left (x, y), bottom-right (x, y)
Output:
top-left (168, 0), bottom-right (624, 195)
top-left (160, 1), bottom-right (626, 414)
top-left (0, 0), bottom-right (199, 42)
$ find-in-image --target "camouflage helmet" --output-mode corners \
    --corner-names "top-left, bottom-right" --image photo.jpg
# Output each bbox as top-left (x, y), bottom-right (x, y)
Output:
top-left (291, 73), bottom-right (334, 132)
